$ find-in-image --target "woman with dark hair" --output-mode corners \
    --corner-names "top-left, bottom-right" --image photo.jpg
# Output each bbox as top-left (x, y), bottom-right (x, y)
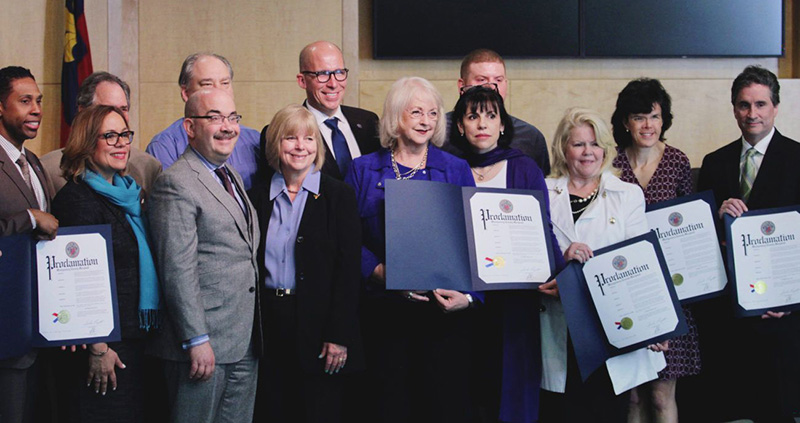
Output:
top-left (610, 78), bottom-right (698, 423)
top-left (51, 105), bottom-right (160, 422)
top-left (449, 85), bottom-right (564, 423)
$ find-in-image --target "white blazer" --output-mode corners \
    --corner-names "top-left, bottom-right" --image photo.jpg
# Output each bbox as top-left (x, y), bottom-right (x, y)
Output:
top-left (540, 171), bottom-right (666, 395)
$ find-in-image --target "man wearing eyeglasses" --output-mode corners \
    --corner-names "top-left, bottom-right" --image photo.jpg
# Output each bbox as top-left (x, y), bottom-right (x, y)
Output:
top-left (148, 88), bottom-right (261, 423)
top-left (442, 49), bottom-right (550, 175)
top-left (261, 41), bottom-right (379, 179)
top-left (41, 71), bottom-right (163, 193)
top-left (146, 53), bottom-right (261, 189)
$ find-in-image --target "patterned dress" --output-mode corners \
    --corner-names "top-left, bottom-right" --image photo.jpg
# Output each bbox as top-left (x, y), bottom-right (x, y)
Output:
top-left (613, 144), bottom-right (702, 380)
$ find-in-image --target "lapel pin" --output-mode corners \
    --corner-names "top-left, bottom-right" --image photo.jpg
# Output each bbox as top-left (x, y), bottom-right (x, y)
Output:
top-left (609, 217), bottom-right (616, 224)
top-left (314, 194), bottom-right (320, 200)
top-left (554, 187), bottom-right (562, 194)
top-left (356, 124), bottom-right (363, 129)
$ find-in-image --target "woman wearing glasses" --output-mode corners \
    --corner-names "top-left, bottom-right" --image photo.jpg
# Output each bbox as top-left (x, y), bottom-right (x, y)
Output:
top-left (51, 105), bottom-right (160, 422)
top-left (448, 85), bottom-right (564, 423)
top-left (345, 77), bottom-right (477, 423)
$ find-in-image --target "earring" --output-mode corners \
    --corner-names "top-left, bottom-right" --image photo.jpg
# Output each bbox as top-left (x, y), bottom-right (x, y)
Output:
top-left (500, 130), bottom-right (505, 136)
top-left (626, 128), bottom-right (629, 133)
top-left (460, 132), bottom-right (464, 137)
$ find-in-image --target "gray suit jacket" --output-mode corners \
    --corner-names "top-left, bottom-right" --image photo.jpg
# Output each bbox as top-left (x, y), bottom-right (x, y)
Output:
top-left (0, 146), bottom-right (54, 369)
top-left (147, 147), bottom-right (260, 364)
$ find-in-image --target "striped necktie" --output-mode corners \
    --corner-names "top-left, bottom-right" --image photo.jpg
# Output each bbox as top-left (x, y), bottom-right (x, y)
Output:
top-left (740, 147), bottom-right (759, 202)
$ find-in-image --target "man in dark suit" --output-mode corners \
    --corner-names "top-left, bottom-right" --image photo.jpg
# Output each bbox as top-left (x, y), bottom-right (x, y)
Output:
top-left (261, 41), bottom-right (380, 180)
top-left (41, 71), bottom-right (162, 193)
top-left (147, 89), bottom-right (260, 423)
top-left (696, 65), bottom-right (800, 423)
top-left (441, 49), bottom-right (551, 175)
top-left (0, 66), bottom-right (58, 423)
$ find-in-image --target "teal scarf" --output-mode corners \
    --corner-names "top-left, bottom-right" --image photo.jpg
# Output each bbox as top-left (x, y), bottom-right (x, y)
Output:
top-left (83, 170), bottom-right (160, 330)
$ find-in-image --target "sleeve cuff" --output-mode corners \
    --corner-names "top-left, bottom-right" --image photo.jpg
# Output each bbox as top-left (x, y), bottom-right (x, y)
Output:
top-left (27, 210), bottom-right (37, 229)
top-left (181, 334), bottom-right (209, 350)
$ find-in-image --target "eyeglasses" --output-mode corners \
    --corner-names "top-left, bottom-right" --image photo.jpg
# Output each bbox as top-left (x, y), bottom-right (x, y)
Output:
top-left (301, 68), bottom-right (349, 83)
top-left (406, 109), bottom-right (439, 121)
top-left (188, 114), bottom-right (243, 124)
top-left (459, 82), bottom-right (499, 96)
top-left (99, 130), bottom-right (134, 146)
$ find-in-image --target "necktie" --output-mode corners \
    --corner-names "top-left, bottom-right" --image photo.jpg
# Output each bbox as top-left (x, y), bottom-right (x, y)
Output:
top-left (740, 147), bottom-right (759, 202)
top-left (214, 166), bottom-right (237, 200)
top-left (16, 155), bottom-right (40, 208)
top-left (324, 117), bottom-right (352, 175)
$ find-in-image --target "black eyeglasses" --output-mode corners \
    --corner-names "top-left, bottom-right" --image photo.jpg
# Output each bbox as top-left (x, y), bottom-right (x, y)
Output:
top-left (301, 68), bottom-right (349, 83)
top-left (99, 131), bottom-right (134, 146)
top-left (188, 114), bottom-right (243, 124)
top-left (459, 82), bottom-right (499, 96)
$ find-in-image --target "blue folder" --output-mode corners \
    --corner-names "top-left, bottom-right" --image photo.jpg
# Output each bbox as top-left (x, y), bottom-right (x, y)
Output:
top-left (0, 225), bottom-right (121, 360)
top-left (385, 179), bottom-right (556, 291)
top-left (557, 231), bottom-right (688, 381)
top-left (724, 206), bottom-right (800, 317)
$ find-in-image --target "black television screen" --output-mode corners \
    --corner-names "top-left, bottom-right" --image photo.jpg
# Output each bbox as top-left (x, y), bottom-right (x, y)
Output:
top-left (373, 0), bottom-right (580, 59)
top-left (372, 0), bottom-right (783, 58)
top-left (583, 0), bottom-right (782, 57)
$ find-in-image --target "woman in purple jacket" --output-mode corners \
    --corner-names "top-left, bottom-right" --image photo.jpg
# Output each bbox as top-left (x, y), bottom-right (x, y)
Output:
top-left (345, 77), bottom-right (477, 423)
top-left (449, 85), bottom-right (565, 423)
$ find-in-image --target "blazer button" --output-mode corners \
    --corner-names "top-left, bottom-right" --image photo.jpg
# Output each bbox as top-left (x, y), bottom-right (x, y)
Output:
top-left (296, 236), bottom-right (304, 244)
top-left (249, 286), bottom-right (255, 293)
top-left (299, 272), bottom-right (305, 281)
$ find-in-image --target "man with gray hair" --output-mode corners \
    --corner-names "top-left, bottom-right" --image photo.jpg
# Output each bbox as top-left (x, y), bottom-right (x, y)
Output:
top-left (146, 53), bottom-right (261, 189)
top-left (41, 71), bottom-right (162, 192)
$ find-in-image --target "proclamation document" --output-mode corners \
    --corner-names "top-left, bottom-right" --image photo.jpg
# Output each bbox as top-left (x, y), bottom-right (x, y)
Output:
top-left (582, 239), bottom-right (680, 349)
top-left (725, 207), bottom-right (800, 317)
top-left (557, 231), bottom-right (687, 381)
top-left (646, 191), bottom-right (727, 303)
top-left (0, 225), bottom-right (120, 359)
top-left (467, 191), bottom-right (551, 285)
top-left (385, 180), bottom-right (555, 291)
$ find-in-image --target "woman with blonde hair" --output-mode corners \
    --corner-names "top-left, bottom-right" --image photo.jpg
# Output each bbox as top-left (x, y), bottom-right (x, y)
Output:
top-left (250, 104), bottom-right (363, 423)
top-left (345, 77), bottom-right (477, 423)
top-left (538, 108), bottom-right (666, 423)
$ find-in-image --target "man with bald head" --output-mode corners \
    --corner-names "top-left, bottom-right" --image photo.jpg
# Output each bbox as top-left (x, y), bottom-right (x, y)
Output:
top-left (261, 41), bottom-right (379, 179)
top-left (147, 89), bottom-right (260, 423)
top-left (41, 71), bottom-right (163, 192)
top-left (147, 53), bottom-right (261, 189)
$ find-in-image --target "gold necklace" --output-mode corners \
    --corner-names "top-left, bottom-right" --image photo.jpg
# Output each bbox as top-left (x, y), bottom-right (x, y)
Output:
top-left (391, 146), bottom-right (428, 180)
top-left (472, 163), bottom-right (497, 181)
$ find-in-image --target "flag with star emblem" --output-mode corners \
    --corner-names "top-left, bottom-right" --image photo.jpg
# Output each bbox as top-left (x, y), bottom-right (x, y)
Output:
top-left (60, 0), bottom-right (93, 147)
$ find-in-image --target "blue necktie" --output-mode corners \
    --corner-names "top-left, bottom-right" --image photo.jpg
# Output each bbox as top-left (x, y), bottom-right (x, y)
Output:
top-left (324, 117), bottom-right (352, 175)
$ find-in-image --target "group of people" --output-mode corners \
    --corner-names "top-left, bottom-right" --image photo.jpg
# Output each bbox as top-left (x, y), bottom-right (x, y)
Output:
top-left (0, 40), bottom-right (798, 423)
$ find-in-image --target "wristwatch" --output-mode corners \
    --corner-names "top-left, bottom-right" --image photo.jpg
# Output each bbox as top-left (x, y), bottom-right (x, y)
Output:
top-left (464, 293), bottom-right (474, 307)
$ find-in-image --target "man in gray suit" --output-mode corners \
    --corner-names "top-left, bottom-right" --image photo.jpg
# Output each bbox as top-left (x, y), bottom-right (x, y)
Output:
top-left (41, 71), bottom-right (162, 193)
top-left (147, 88), bottom-right (260, 423)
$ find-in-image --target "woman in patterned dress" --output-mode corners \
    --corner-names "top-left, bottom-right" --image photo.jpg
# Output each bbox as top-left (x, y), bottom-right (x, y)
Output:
top-left (611, 78), bottom-right (700, 423)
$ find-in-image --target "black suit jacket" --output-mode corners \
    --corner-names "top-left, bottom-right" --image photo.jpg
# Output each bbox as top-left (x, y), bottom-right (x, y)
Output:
top-left (249, 171), bottom-right (364, 374)
top-left (698, 130), bottom-right (800, 212)
top-left (51, 179), bottom-right (144, 338)
top-left (260, 104), bottom-right (380, 180)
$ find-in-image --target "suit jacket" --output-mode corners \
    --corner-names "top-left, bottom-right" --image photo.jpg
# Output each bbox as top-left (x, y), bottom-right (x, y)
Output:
top-left (260, 104), bottom-right (381, 180)
top-left (0, 146), bottom-right (54, 236)
top-left (147, 147), bottom-right (261, 364)
top-left (52, 179), bottom-right (144, 338)
top-left (249, 171), bottom-right (364, 374)
top-left (698, 130), bottom-right (800, 212)
top-left (541, 172), bottom-right (666, 395)
top-left (0, 146), bottom-right (54, 369)
top-left (41, 148), bottom-right (163, 194)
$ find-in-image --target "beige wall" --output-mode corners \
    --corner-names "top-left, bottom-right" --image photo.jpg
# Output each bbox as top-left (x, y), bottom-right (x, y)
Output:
top-left (4, 0), bottom-right (798, 170)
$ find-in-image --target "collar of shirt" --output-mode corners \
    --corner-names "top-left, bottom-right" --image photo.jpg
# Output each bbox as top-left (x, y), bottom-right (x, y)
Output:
top-left (191, 146), bottom-right (228, 172)
top-left (306, 102), bottom-right (345, 125)
top-left (740, 126), bottom-right (775, 157)
top-left (269, 166), bottom-right (321, 201)
top-left (0, 133), bottom-right (23, 163)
